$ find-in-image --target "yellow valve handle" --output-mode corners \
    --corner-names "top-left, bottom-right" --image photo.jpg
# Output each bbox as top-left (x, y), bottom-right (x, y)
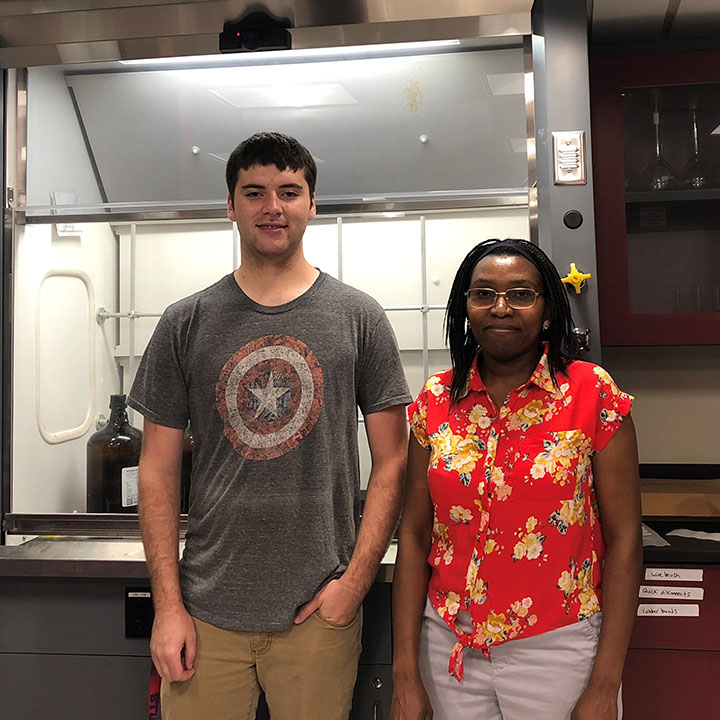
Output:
top-left (561, 263), bottom-right (592, 294)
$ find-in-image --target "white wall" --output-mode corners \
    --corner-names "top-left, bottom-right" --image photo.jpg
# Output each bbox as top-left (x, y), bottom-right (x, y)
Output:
top-left (601, 346), bottom-right (720, 464)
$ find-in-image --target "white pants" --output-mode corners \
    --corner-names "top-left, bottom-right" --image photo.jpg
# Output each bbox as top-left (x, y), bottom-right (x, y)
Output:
top-left (418, 598), bottom-right (622, 720)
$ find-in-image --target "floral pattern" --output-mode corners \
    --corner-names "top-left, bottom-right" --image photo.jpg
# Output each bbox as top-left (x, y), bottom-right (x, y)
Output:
top-left (450, 505), bottom-right (474, 524)
top-left (480, 597), bottom-right (538, 646)
top-left (548, 494), bottom-right (587, 534)
top-left (526, 430), bottom-right (592, 493)
top-left (511, 516), bottom-right (547, 562)
top-left (428, 420), bottom-right (485, 487)
top-left (408, 346), bottom-right (632, 681)
top-left (432, 514), bottom-right (454, 566)
top-left (465, 548), bottom-right (488, 606)
top-left (557, 552), bottom-right (601, 618)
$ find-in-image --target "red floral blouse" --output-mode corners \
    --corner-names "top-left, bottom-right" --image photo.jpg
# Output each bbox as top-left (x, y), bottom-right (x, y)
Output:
top-left (408, 348), bottom-right (633, 681)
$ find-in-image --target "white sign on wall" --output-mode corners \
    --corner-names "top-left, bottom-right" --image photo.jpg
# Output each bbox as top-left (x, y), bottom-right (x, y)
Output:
top-left (644, 568), bottom-right (704, 582)
top-left (637, 604), bottom-right (700, 617)
top-left (639, 585), bottom-right (704, 600)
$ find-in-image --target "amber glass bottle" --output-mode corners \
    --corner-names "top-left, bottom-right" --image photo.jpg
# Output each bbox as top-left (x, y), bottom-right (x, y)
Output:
top-left (86, 394), bottom-right (143, 513)
top-left (180, 423), bottom-right (194, 514)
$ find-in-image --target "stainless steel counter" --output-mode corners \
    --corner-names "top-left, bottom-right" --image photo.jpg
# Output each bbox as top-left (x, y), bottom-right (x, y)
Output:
top-left (0, 537), bottom-right (398, 581)
top-left (4, 526), bottom-right (719, 581)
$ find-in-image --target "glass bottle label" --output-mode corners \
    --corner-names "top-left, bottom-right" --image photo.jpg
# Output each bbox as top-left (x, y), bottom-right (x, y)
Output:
top-left (122, 466), bottom-right (139, 507)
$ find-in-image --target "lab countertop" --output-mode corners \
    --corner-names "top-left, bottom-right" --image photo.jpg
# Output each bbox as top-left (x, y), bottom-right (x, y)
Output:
top-left (0, 537), bottom-right (398, 581)
top-left (642, 520), bottom-right (720, 565)
top-left (1, 521), bottom-right (719, 580)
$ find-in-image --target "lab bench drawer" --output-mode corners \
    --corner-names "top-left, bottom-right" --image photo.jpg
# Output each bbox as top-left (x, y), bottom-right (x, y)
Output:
top-left (0, 653), bottom-right (151, 720)
top-left (623, 648), bottom-right (720, 720)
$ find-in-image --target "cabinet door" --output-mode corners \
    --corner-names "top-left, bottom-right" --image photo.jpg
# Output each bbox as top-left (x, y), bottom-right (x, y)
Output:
top-left (591, 51), bottom-right (720, 345)
top-left (350, 665), bottom-right (393, 720)
top-left (632, 564), bottom-right (720, 651)
top-left (623, 648), bottom-right (720, 719)
top-left (623, 564), bottom-right (720, 718)
top-left (0, 653), bottom-right (152, 720)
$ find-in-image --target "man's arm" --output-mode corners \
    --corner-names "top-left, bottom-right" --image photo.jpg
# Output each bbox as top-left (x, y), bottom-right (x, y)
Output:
top-left (295, 404), bottom-right (408, 624)
top-left (139, 418), bottom-right (196, 682)
top-left (572, 415), bottom-right (643, 720)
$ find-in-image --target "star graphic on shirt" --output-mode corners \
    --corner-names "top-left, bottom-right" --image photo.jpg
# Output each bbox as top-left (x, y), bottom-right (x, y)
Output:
top-left (249, 371), bottom-right (290, 420)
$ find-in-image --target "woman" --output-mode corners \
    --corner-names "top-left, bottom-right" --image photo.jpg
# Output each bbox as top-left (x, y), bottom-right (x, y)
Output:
top-left (390, 239), bottom-right (641, 720)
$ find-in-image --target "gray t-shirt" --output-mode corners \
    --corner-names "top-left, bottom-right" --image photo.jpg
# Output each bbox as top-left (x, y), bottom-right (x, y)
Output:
top-left (128, 272), bottom-right (411, 631)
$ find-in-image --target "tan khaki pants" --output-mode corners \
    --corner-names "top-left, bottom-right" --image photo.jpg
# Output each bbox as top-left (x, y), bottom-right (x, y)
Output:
top-left (161, 610), bottom-right (362, 720)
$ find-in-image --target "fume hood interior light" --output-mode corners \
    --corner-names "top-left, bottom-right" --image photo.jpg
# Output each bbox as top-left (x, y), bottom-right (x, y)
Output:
top-left (209, 83), bottom-right (358, 109)
top-left (117, 40), bottom-right (462, 67)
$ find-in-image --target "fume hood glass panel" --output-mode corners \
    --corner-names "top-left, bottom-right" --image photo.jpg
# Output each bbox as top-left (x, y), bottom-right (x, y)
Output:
top-left (25, 46), bottom-right (528, 209)
top-left (10, 208), bottom-right (527, 525)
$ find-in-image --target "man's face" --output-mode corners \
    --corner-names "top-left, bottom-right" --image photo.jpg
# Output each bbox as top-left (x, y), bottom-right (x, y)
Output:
top-left (227, 164), bottom-right (316, 264)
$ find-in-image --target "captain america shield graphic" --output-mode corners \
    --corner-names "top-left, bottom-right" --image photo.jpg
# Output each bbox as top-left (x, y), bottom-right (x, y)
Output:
top-left (215, 335), bottom-right (324, 460)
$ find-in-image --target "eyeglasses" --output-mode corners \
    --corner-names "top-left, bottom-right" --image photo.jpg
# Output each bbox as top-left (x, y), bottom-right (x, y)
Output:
top-left (464, 287), bottom-right (543, 309)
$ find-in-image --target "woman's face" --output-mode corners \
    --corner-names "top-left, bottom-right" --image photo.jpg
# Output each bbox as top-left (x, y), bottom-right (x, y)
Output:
top-left (466, 253), bottom-right (548, 363)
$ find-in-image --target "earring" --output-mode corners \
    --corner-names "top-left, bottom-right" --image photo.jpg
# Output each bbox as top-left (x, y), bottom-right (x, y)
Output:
top-left (542, 320), bottom-right (550, 331)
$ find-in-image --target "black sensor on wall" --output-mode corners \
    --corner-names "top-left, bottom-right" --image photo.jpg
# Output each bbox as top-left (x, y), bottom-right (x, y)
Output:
top-left (219, 11), bottom-right (292, 53)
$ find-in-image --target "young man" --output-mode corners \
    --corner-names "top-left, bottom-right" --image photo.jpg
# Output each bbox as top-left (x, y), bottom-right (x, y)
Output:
top-left (128, 132), bottom-right (411, 720)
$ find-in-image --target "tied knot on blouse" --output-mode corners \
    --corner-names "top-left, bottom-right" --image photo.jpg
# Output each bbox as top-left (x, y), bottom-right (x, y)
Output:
top-left (408, 345), bottom-right (633, 682)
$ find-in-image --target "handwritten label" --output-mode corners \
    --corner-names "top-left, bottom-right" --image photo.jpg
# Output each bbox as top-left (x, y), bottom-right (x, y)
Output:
top-left (644, 568), bottom-right (703, 582)
top-left (639, 585), bottom-right (704, 600)
top-left (637, 604), bottom-right (699, 617)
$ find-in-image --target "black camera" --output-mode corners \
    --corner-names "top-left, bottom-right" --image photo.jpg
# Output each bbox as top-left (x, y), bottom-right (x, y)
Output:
top-left (219, 11), bottom-right (292, 53)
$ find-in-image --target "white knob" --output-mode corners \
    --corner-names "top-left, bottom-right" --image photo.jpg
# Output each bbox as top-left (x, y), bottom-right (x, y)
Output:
top-left (431, 275), bottom-right (441, 285)
top-left (419, 134), bottom-right (429, 144)
top-left (191, 146), bottom-right (200, 155)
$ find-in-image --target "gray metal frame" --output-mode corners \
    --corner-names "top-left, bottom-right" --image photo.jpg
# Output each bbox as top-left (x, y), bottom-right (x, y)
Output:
top-left (5, 512), bottom-right (172, 538)
top-left (524, 34), bottom-right (539, 245)
top-left (1, 70), bottom-right (7, 538)
top-left (531, 0), bottom-right (601, 363)
top-left (15, 190), bottom-right (530, 226)
top-left (2, 68), bottom-right (27, 538)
